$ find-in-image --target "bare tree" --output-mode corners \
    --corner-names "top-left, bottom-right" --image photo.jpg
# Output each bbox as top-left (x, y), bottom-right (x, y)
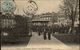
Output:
top-left (0, 0), bottom-right (1, 14)
top-left (60, 0), bottom-right (79, 34)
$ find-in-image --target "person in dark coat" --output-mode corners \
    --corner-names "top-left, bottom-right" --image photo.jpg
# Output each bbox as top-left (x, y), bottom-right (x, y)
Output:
top-left (52, 25), bottom-right (55, 34)
top-left (38, 26), bottom-right (41, 36)
top-left (43, 25), bottom-right (47, 40)
top-left (47, 26), bottom-right (52, 40)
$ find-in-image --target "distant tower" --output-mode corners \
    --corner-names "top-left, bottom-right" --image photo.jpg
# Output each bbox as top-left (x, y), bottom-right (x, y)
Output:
top-left (1, 0), bottom-right (16, 15)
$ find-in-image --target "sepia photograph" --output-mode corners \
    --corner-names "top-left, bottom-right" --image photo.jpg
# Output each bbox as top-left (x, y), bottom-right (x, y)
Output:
top-left (0, 0), bottom-right (80, 50)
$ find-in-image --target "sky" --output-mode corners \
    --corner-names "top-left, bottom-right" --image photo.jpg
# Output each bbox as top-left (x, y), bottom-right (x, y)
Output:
top-left (1, 0), bottom-right (62, 15)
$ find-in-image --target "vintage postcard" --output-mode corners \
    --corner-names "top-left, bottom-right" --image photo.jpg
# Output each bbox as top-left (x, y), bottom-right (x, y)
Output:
top-left (0, 0), bottom-right (80, 50)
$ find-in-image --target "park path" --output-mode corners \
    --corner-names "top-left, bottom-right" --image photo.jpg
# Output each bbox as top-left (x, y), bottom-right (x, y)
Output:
top-left (27, 32), bottom-right (72, 50)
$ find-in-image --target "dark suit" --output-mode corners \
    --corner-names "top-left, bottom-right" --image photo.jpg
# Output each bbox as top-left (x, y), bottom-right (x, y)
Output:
top-left (48, 26), bottom-right (52, 40)
top-left (43, 26), bottom-right (47, 40)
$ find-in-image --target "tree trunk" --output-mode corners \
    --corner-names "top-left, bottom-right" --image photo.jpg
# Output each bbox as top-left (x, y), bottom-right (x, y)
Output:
top-left (71, 20), bottom-right (74, 34)
top-left (71, 15), bottom-right (75, 34)
top-left (79, 16), bottom-right (80, 30)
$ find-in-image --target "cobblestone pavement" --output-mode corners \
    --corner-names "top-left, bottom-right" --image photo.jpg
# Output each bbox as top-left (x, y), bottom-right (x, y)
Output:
top-left (1, 32), bottom-right (80, 50)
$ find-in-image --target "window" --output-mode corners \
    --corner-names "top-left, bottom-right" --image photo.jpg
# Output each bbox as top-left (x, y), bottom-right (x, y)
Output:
top-left (1, 19), bottom-right (16, 28)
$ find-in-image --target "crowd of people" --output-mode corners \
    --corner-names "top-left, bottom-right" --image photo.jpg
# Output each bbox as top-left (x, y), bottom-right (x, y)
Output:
top-left (31, 23), bottom-right (79, 40)
top-left (32, 24), bottom-right (52, 40)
